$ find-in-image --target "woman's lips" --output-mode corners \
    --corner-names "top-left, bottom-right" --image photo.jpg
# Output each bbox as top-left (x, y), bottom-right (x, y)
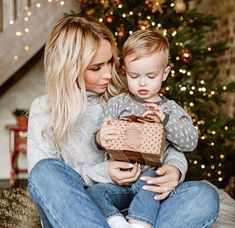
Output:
top-left (99, 83), bottom-right (108, 89)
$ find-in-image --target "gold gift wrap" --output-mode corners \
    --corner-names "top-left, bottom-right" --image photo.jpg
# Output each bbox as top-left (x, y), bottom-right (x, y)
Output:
top-left (104, 115), bottom-right (165, 166)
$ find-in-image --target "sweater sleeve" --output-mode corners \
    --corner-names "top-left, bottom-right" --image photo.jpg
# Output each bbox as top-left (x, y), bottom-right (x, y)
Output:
top-left (78, 161), bottom-right (113, 186)
top-left (163, 100), bottom-right (198, 152)
top-left (163, 146), bottom-right (188, 183)
top-left (27, 97), bottom-right (59, 173)
top-left (97, 95), bottom-right (122, 129)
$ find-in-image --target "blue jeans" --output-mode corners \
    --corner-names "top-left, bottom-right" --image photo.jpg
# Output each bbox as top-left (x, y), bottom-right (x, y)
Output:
top-left (28, 158), bottom-right (219, 228)
top-left (87, 169), bottom-right (158, 226)
top-left (28, 159), bottom-right (109, 228)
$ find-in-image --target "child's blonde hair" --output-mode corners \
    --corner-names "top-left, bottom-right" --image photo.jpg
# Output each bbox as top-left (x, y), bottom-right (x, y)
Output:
top-left (123, 30), bottom-right (170, 68)
top-left (44, 15), bottom-right (124, 147)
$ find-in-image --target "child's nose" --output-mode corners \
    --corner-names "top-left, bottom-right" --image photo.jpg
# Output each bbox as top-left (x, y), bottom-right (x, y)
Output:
top-left (139, 76), bottom-right (146, 86)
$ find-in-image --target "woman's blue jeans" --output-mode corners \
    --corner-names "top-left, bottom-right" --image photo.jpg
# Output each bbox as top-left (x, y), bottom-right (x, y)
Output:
top-left (87, 169), bottom-right (159, 226)
top-left (28, 158), bottom-right (219, 228)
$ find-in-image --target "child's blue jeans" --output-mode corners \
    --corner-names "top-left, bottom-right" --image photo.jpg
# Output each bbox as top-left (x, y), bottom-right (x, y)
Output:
top-left (87, 169), bottom-right (161, 226)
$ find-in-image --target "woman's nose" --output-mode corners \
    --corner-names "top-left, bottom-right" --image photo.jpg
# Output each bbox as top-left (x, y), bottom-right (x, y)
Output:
top-left (103, 65), bottom-right (112, 79)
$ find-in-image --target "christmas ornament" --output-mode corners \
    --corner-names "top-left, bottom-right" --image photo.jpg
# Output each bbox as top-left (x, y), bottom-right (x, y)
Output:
top-left (106, 16), bottom-right (113, 24)
top-left (112, 0), bottom-right (120, 5)
top-left (174, 0), bottom-right (186, 13)
top-left (138, 19), bottom-right (150, 29)
top-left (101, 0), bottom-right (110, 8)
top-left (117, 26), bottom-right (125, 38)
top-left (145, 0), bottom-right (165, 13)
top-left (180, 49), bottom-right (192, 62)
top-left (86, 8), bottom-right (95, 16)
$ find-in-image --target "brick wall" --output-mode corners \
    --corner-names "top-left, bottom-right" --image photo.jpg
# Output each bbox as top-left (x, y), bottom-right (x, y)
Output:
top-left (193, 0), bottom-right (235, 116)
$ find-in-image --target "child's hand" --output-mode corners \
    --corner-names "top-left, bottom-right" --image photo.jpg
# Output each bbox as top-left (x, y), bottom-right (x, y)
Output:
top-left (142, 103), bottom-right (165, 122)
top-left (96, 117), bottom-right (119, 148)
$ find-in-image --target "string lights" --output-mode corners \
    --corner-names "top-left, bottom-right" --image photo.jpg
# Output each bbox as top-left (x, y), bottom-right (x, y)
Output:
top-left (9, 0), bottom-right (66, 61)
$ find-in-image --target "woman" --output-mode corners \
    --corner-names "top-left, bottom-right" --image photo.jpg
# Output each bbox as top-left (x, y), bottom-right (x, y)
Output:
top-left (27, 15), bottom-right (219, 228)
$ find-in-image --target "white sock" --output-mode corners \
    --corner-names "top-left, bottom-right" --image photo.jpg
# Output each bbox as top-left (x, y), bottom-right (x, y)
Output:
top-left (130, 224), bottom-right (146, 228)
top-left (107, 216), bottom-right (132, 228)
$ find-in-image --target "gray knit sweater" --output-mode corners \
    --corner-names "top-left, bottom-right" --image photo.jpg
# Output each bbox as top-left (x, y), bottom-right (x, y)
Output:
top-left (99, 93), bottom-right (198, 181)
top-left (27, 92), bottom-right (189, 186)
top-left (99, 93), bottom-right (198, 152)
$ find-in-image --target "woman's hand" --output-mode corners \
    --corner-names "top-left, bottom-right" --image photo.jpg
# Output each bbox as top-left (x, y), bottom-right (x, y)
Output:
top-left (140, 164), bottom-right (181, 200)
top-left (107, 161), bottom-right (141, 186)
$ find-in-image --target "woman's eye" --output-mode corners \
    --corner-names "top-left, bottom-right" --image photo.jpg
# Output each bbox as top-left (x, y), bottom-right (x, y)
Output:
top-left (91, 67), bottom-right (101, 71)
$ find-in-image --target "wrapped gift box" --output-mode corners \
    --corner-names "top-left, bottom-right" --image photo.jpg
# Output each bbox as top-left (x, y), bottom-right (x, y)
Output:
top-left (104, 115), bottom-right (165, 166)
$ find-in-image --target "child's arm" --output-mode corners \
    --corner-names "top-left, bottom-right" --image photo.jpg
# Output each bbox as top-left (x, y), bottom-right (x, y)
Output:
top-left (96, 96), bottom-right (121, 147)
top-left (143, 101), bottom-right (198, 152)
top-left (96, 117), bottom-right (119, 148)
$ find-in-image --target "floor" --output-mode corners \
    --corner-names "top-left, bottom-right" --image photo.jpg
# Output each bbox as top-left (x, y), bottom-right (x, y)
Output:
top-left (0, 179), bottom-right (41, 228)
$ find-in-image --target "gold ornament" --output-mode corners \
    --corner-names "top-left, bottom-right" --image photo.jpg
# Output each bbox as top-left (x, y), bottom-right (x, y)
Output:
top-left (106, 16), bottom-right (113, 24)
top-left (138, 20), bottom-right (150, 29)
top-left (86, 8), bottom-right (95, 16)
top-left (101, 0), bottom-right (110, 8)
top-left (145, 0), bottom-right (165, 13)
top-left (174, 0), bottom-right (186, 13)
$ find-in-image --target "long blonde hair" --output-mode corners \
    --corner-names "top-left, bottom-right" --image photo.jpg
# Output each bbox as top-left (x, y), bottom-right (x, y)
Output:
top-left (44, 15), bottom-right (124, 147)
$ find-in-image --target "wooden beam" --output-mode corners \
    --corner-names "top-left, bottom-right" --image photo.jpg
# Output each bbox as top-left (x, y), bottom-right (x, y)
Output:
top-left (13, 0), bottom-right (17, 20)
top-left (0, 0), bottom-right (3, 31)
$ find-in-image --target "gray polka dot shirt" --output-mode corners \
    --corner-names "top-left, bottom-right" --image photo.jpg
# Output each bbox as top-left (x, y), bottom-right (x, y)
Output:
top-left (99, 93), bottom-right (198, 181)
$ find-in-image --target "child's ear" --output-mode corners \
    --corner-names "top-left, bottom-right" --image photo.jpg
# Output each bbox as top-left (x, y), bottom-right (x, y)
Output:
top-left (163, 66), bottom-right (171, 81)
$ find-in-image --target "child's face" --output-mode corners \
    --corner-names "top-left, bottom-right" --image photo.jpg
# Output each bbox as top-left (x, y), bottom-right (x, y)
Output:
top-left (125, 53), bottom-right (170, 102)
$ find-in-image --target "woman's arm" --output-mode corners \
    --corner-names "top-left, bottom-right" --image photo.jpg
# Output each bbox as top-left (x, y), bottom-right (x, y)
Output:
top-left (27, 97), bottom-right (59, 173)
top-left (163, 146), bottom-right (188, 183)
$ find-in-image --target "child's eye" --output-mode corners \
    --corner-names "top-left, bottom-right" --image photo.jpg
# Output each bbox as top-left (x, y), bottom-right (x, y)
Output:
top-left (148, 75), bottom-right (157, 79)
top-left (130, 75), bottom-right (138, 78)
top-left (128, 74), bottom-right (139, 78)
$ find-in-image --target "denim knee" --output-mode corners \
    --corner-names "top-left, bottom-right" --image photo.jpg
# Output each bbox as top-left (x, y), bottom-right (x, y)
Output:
top-left (28, 158), bottom-right (84, 189)
top-left (197, 181), bottom-right (220, 217)
top-left (176, 181), bottom-right (219, 225)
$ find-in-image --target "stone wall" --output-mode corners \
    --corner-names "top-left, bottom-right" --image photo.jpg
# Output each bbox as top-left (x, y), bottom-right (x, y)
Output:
top-left (194, 0), bottom-right (235, 116)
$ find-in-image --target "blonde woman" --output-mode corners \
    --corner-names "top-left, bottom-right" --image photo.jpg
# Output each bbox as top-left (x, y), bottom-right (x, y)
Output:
top-left (27, 15), bottom-right (218, 228)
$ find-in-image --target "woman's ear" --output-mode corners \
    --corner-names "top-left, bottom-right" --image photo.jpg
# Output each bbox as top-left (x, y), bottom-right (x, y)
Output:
top-left (163, 66), bottom-right (171, 81)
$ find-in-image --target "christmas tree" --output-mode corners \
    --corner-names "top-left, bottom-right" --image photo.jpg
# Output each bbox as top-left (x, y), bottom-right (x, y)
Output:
top-left (76, 0), bottom-right (235, 188)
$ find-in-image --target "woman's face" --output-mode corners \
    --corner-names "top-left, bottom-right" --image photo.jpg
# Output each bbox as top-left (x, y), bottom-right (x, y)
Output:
top-left (84, 38), bottom-right (113, 94)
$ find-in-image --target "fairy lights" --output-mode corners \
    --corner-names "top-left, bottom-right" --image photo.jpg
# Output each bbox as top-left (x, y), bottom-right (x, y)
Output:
top-left (11, 0), bottom-right (66, 61)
